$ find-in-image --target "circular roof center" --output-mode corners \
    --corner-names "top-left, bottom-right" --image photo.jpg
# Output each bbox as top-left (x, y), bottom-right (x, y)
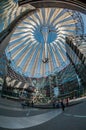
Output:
top-left (34, 25), bottom-right (57, 44)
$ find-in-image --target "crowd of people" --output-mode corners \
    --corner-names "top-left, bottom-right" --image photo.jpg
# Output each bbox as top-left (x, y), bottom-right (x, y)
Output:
top-left (52, 98), bottom-right (69, 111)
top-left (21, 98), bottom-right (69, 111)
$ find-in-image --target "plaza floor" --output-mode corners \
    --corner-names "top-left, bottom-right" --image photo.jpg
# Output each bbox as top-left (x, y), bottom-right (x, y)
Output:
top-left (0, 97), bottom-right (86, 130)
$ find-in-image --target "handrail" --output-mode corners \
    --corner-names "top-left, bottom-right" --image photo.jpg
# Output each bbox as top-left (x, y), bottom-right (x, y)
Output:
top-left (18, 0), bottom-right (86, 12)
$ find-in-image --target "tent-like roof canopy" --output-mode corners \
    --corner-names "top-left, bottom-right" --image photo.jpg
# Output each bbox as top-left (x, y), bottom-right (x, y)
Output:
top-left (0, 0), bottom-right (86, 79)
top-left (5, 7), bottom-right (85, 78)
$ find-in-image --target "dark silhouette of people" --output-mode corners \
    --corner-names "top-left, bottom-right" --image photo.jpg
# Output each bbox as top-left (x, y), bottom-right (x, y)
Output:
top-left (31, 100), bottom-right (34, 107)
top-left (21, 100), bottom-right (26, 109)
top-left (60, 100), bottom-right (65, 111)
top-left (52, 100), bottom-right (56, 108)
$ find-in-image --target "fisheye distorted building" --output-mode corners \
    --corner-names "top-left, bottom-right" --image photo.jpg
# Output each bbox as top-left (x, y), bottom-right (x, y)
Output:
top-left (0, 0), bottom-right (86, 104)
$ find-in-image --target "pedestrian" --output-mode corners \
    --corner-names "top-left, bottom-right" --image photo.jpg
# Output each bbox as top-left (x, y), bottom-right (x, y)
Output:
top-left (60, 100), bottom-right (65, 111)
top-left (31, 100), bottom-right (34, 107)
top-left (52, 100), bottom-right (56, 108)
top-left (21, 100), bottom-right (25, 109)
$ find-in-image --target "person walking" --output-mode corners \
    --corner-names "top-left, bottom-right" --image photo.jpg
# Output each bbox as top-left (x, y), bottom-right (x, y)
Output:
top-left (31, 100), bottom-right (34, 107)
top-left (60, 100), bottom-right (65, 111)
top-left (52, 100), bottom-right (56, 108)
